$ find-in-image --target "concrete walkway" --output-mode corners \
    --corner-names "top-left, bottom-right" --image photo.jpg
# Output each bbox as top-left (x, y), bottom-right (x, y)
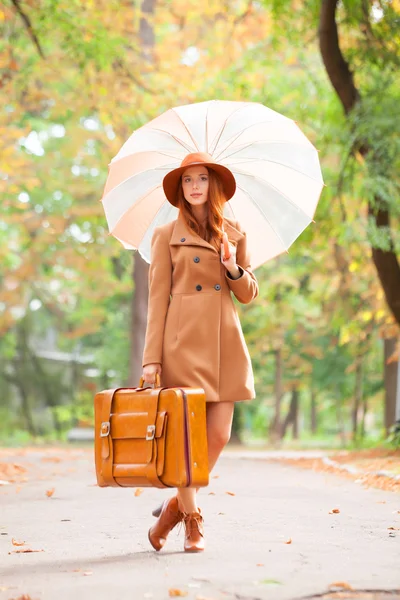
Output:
top-left (0, 446), bottom-right (399, 600)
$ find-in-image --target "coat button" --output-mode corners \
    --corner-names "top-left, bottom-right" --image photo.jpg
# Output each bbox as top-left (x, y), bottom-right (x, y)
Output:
top-left (180, 237), bottom-right (186, 242)
top-left (196, 285), bottom-right (202, 291)
top-left (214, 284), bottom-right (221, 291)
top-left (193, 256), bottom-right (200, 263)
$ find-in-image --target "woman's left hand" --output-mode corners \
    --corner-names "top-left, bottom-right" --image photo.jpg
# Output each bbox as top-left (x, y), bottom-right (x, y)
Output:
top-left (221, 232), bottom-right (239, 278)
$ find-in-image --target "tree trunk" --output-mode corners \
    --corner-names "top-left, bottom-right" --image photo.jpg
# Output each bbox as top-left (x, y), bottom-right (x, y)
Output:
top-left (129, 255), bottom-right (149, 386)
top-left (352, 358), bottom-right (364, 439)
top-left (361, 394), bottom-right (368, 438)
top-left (11, 370), bottom-right (36, 436)
top-left (292, 388), bottom-right (299, 439)
top-left (335, 393), bottom-right (346, 447)
top-left (310, 388), bottom-right (317, 434)
top-left (318, 0), bottom-right (400, 326)
top-left (129, 0), bottom-right (155, 386)
top-left (270, 347), bottom-right (283, 440)
top-left (282, 388), bottom-right (299, 439)
top-left (384, 337), bottom-right (398, 433)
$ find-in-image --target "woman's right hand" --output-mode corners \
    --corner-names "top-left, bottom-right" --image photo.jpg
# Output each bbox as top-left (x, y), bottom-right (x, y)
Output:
top-left (142, 363), bottom-right (162, 385)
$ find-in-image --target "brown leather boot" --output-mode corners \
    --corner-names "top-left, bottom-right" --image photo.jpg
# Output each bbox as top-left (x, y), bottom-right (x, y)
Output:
top-left (148, 497), bottom-right (183, 551)
top-left (183, 511), bottom-right (205, 553)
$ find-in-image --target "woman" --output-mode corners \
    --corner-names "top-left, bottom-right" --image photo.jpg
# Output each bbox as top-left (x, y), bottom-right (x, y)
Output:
top-left (142, 152), bottom-right (258, 553)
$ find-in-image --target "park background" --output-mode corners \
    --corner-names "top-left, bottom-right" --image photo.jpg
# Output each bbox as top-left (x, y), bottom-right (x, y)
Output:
top-left (1, 0), bottom-right (399, 450)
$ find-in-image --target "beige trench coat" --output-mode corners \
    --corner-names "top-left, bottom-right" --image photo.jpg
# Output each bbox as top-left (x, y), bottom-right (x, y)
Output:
top-left (142, 213), bottom-right (259, 402)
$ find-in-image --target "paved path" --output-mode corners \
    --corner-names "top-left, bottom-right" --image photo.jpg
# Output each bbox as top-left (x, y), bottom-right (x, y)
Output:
top-left (0, 446), bottom-right (399, 600)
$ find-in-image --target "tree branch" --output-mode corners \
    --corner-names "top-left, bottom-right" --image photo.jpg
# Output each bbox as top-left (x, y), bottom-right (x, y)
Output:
top-left (318, 0), bottom-right (359, 114)
top-left (10, 0), bottom-right (45, 59)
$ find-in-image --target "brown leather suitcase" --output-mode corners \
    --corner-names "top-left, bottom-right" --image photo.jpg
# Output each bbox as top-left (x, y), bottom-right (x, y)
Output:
top-left (94, 379), bottom-right (209, 489)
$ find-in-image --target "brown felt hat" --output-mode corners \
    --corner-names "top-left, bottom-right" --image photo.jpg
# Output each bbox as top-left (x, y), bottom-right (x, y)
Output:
top-left (163, 152), bottom-right (236, 207)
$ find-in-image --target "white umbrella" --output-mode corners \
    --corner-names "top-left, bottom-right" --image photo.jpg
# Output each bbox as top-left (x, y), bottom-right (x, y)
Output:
top-left (101, 100), bottom-right (324, 269)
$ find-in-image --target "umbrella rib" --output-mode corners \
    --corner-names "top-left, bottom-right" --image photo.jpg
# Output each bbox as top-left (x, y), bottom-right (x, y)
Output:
top-left (103, 153), bottom-right (181, 197)
top-left (170, 109), bottom-right (201, 152)
top-left (236, 184), bottom-right (288, 252)
top-left (110, 184), bottom-right (164, 248)
top-left (231, 168), bottom-right (318, 221)
top-left (221, 142), bottom-right (323, 185)
top-left (213, 118), bottom-right (292, 159)
top-left (209, 103), bottom-right (252, 155)
top-left (138, 199), bottom-right (177, 260)
top-left (146, 127), bottom-right (195, 153)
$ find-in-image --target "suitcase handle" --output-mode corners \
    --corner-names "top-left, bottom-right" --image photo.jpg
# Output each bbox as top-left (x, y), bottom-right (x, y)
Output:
top-left (139, 373), bottom-right (160, 389)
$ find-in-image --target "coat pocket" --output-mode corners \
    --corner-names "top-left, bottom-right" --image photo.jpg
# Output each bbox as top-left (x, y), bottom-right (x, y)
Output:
top-left (165, 295), bottom-right (182, 342)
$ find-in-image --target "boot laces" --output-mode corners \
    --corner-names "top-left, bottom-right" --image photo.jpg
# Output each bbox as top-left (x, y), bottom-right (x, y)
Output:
top-left (183, 512), bottom-right (204, 538)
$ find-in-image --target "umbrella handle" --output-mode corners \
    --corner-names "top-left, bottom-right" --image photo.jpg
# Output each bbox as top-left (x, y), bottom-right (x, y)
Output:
top-left (222, 232), bottom-right (231, 260)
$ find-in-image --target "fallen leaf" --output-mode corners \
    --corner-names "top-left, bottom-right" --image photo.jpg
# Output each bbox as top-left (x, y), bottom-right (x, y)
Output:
top-left (217, 512), bottom-right (225, 515)
top-left (211, 475), bottom-right (219, 479)
top-left (83, 571), bottom-right (93, 576)
top-left (11, 595), bottom-right (33, 600)
top-left (208, 492), bottom-right (215, 496)
top-left (261, 579), bottom-right (281, 585)
top-left (11, 538), bottom-right (25, 546)
top-left (134, 488), bottom-right (143, 497)
top-left (15, 486), bottom-right (22, 494)
top-left (225, 491), bottom-right (235, 496)
top-left (329, 508), bottom-right (340, 514)
top-left (8, 548), bottom-right (44, 554)
top-left (388, 526), bottom-right (399, 530)
top-left (169, 590), bottom-right (188, 597)
top-left (256, 563), bottom-right (264, 566)
top-left (46, 488), bottom-right (55, 497)
top-left (328, 581), bottom-right (353, 591)
top-left (285, 538), bottom-right (292, 544)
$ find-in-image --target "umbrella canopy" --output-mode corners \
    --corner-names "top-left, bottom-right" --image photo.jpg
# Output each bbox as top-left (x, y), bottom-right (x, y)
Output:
top-left (101, 100), bottom-right (324, 269)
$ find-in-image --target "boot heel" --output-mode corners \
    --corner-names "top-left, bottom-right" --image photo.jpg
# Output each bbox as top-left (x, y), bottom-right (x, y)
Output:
top-left (148, 497), bottom-right (183, 551)
top-left (152, 504), bottom-right (162, 518)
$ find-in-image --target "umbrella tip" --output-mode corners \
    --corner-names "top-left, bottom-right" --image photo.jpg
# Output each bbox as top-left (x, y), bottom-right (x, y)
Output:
top-left (311, 219), bottom-right (316, 224)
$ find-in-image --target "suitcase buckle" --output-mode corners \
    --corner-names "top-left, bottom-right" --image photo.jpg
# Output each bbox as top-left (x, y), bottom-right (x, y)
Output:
top-left (146, 425), bottom-right (156, 440)
top-left (100, 422), bottom-right (110, 437)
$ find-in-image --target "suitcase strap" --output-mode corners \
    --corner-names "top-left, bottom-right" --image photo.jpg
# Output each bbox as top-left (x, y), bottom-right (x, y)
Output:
top-left (100, 387), bottom-right (168, 488)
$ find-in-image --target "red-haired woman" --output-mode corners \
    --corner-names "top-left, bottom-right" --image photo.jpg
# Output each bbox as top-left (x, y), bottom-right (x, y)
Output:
top-left (142, 152), bottom-right (258, 553)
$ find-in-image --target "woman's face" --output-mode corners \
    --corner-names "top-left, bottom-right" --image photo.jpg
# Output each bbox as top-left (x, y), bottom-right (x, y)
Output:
top-left (181, 166), bottom-right (209, 207)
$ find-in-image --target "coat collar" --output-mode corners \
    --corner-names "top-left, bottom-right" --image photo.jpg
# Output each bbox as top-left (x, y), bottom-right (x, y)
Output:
top-left (169, 211), bottom-right (244, 251)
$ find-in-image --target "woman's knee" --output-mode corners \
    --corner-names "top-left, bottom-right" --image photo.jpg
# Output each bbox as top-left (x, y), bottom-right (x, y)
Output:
top-left (208, 425), bottom-right (231, 450)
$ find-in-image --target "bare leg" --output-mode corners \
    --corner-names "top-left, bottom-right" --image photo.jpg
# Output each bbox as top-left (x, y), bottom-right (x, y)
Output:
top-left (176, 401), bottom-right (235, 513)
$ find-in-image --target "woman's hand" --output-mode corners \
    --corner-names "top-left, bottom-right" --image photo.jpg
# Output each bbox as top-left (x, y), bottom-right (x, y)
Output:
top-left (142, 363), bottom-right (162, 385)
top-left (221, 232), bottom-right (240, 279)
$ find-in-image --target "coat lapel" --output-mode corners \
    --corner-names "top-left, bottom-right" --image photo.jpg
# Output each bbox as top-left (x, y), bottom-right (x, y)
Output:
top-left (169, 212), bottom-right (244, 251)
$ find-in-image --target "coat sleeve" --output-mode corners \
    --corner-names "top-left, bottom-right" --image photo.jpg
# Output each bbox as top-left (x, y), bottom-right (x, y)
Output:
top-left (224, 221), bottom-right (259, 305)
top-left (142, 226), bottom-right (172, 367)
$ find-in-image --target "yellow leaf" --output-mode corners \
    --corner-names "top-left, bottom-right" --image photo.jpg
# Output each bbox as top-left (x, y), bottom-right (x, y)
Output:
top-left (349, 261), bottom-right (358, 272)
top-left (361, 311), bottom-right (372, 322)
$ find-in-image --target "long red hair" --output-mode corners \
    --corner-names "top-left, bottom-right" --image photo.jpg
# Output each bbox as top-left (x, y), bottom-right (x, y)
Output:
top-left (176, 169), bottom-right (233, 251)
